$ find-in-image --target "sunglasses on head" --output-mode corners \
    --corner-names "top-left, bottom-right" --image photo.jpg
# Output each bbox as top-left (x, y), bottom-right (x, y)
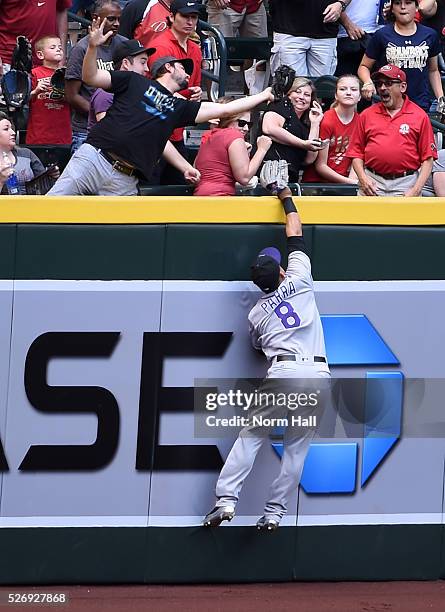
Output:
top-left (237, 119), bottom-right (253, 128)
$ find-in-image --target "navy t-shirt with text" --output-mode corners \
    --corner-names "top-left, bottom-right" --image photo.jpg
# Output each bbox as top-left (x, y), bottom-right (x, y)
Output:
top-left (87, 71), bottom-right (201, 179)
top-left (366, 23), bottom-right (440, 110)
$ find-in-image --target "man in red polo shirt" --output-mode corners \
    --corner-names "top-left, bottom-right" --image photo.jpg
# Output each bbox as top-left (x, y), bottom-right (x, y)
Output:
top-left (148, 0), bottom-right (202, 184)
top-left (347, 64), bottom-right (437, 196)
top-left (0, 0), bottom-right (71, 68)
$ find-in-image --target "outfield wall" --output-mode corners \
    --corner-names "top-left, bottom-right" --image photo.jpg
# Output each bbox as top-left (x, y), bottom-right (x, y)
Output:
top-left (0, 197), bottom-right (445, 583)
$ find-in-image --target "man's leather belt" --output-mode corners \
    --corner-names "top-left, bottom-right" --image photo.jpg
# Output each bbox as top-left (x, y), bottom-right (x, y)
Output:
top-left (365, 166), bottom-right (417, 181)
top-left (99, 149), bottom-right (137, 177)
top-left (276, 355), bottom-right (326, 363)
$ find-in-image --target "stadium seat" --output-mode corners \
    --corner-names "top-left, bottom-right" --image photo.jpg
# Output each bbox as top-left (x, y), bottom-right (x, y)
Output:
top-left (27, 145), bottom-right (72, 171)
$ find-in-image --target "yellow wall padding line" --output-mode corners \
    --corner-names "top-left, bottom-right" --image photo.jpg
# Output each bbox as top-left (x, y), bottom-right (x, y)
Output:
top-left (1, 195), bottom-right (445, 225)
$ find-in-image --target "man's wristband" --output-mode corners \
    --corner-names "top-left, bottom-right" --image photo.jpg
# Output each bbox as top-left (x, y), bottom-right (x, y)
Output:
top-left (337, 0), bottom-right (347, 11)
top-left (282, 197), bottom-right (298, 214)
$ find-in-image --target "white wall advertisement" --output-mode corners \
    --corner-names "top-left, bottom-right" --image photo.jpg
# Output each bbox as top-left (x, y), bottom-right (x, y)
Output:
top-left (0, 280), bottom-right (444, 528)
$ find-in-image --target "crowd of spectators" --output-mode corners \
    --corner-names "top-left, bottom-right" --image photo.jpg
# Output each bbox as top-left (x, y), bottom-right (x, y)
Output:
top-left (1, 0), bottom-right (445, 196)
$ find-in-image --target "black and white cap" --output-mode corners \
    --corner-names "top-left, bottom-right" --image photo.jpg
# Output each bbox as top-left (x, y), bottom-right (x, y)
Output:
top-left (170, 0), bottom-right (202, 14)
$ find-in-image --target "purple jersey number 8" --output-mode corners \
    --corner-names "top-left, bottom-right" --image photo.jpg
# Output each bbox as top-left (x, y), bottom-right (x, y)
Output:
top-left (274, 301), bottom-right (301, 329)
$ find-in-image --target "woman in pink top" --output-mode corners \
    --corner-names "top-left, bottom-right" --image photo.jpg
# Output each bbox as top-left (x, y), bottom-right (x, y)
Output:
top-left (194, 111), bottom-right (271, 196)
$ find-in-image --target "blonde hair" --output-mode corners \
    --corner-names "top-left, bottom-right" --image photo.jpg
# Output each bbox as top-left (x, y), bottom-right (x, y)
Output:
top-left (287, 77), bottom-right (318, 125)
top-left (35, 36), bottom-right (61, 53)
top-left (287, 77), bottom-right (316, 96)
top-left (331, 74), bottom-right (361, 108)
top-left (216, 96), bottom-right (245, 129)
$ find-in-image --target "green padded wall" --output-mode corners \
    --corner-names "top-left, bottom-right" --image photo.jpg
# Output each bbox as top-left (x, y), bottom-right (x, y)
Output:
top-left (7, 224), bottom-right (445, 281)
top-left (0, 525), bottom-right (442, 584)
top-left (0, 225), bottom-right (16, 279)
top-left (312, 226), bottom-right (445, 280)
top-left (15, 225), bottom-right (166, 280)
top-left (164, 225), bottom-right (314, 280)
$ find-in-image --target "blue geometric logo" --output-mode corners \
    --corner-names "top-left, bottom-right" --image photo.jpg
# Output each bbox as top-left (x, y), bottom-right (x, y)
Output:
top-left (272, 315), bottom-right (403, 494)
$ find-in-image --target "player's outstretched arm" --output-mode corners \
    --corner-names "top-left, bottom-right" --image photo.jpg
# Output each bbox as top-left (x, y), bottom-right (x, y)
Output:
top-left (195, 88), bottom-right (274, 124)
top-left (278, 187), bottom-right (302, 238)
top-left (278, 187), bottom-right (311, 278)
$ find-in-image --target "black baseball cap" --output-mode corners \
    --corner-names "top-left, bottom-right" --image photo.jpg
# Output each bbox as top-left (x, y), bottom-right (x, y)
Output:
top-left (112, 39), bottom-right (155, 66)
top-left (170, 0), bottom-right (202, 14)
top-left (150, 55), bottom-right (194, 78)
top-left (251, 247), bottom-right (282, 293)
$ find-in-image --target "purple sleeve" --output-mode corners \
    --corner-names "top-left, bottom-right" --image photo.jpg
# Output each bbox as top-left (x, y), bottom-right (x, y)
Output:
top-left (90, 89), bottom-right (114, 115)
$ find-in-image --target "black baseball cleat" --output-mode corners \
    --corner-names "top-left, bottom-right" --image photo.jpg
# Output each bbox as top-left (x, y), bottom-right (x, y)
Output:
top-left (256, 516), bottom-right (280, 531)
top-left (203, 505), bottom-right (235, 527)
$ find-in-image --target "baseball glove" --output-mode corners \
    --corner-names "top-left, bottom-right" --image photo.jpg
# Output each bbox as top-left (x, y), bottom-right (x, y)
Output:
top-left (272, 64), bottom-right (296, 100)
top-left (11, 36), bottom-right (32, 73)
top-left (260, 159), bottom-right (289, 194)
top-left (50, 67), bottom-right (66, 96)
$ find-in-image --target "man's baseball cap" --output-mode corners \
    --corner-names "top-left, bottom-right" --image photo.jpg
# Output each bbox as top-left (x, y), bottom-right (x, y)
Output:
top-left (113, 39), bottom-right (155, 66)
top-left (170, 0), bottom-right (202, 14)
top-left (150, 55), bottom-right (194, 78)
top-left (251, 247), bottom-right (282, 294)
top-left (371, 64), bottom-right (407, 83)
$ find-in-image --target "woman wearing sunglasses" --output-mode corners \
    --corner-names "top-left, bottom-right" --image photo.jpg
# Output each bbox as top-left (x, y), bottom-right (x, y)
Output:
top-left (194, 110), bottom-right (272, 196)
top-left (260, 76), bottom-right (326, 184)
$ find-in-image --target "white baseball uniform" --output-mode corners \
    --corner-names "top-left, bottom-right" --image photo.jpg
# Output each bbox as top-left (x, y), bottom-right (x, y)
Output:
top-left (214, 242), bottom-right (330, 521)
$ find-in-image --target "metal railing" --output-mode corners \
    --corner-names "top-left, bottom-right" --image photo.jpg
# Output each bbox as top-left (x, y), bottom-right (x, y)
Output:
top-left (68, 11), bottom-right (92, 28)
top-left (199, 20), bottom-right (228, 99)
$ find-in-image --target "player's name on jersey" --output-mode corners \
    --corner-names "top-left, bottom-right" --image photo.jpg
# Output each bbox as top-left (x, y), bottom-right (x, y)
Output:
top-left (205, 415), bottom-right (317, 428)
top-left (260, 279), bottom-right (297, 314)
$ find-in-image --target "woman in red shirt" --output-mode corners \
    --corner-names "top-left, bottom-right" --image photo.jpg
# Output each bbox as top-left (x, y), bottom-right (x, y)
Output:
top-left (194, 111), bottom-right (272, 196)
top-left (303, 75), bottom-right (361, 184)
